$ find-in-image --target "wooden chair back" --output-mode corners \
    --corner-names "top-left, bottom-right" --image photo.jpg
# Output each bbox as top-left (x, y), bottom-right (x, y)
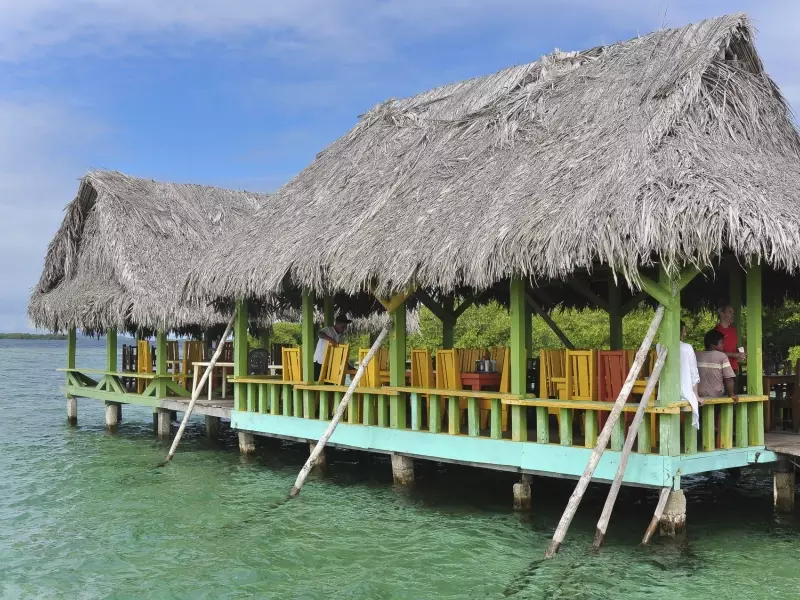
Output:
top-left (539, 349), bottom-right (566, 398)
top-left (626, 349), bottom-right (657, 377)
top-left (282, 347), bottom-right (302, 383)
top-left (178, 341), bottom-right (205, 389)
top-left (166, 340), bottom-right (179, 362)
top-left (318, 343), bottom-right (349, 385)
top-left (597, 350), bottom-right (627, 402)
top-left (219, 341), bottom-right (234, 363)
top-left (137, 340), bottom-right (153, 394)
top-left (499, 347), bottom-right (511, 393)
top-left (566, 350), bottom-right (596, 401)
top-left (358, 349), bottom-right (381, 388)
top-left (436, 349), bottom-right (462, 390)
top-left (411, 348), bottom-right (434, 388)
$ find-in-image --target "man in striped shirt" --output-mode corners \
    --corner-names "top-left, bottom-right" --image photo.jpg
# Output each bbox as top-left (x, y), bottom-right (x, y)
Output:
top-left (696, 329), bottom-right (739, 402)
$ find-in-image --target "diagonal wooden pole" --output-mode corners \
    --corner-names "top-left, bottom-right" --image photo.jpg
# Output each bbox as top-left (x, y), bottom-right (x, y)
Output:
top-left (642, 487), bottom-right (672, 545)
top-left (160, 313), bottom-right (236, 466)
top-left (593, 344), bottom-right (668, 548)
top-left (544, 305), bottom-right (664, 558)
top-left (290, 322), bottom-right (391, 497)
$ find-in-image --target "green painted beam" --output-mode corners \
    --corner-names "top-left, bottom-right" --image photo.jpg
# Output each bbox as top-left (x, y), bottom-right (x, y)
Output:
top-left (64, 385), bottom-right (161, 407)
top-left (608, 272), bottom-right (623, 350)
top-left (323, 295), bottom-right (334, 327)
top-left (389, 301), bottom-right (407, 429)
top-left (656, 266), bottom-right (680, 408)
top-left (67, 328), bottom-right (77, 369)
top-left (729, 260), bottom-right (743, 339)
top-left (510, 278), bottom-right (528, 440)
top-left (106, 329), bottom-right (117, 372)
top-left (234, 300), bottom-right (249, 411)
top-left (746, 264), bottom-right (763, 396)
top-left (442, 297), bottom-right (455, 349)
top-left (155, 330), bottom-right (167, 398)
top-left (301, 290), bottom-right (315, 384)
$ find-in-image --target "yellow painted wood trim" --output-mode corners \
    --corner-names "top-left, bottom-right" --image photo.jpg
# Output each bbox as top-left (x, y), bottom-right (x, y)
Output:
top-left (500, 397), bottom-right (680, 414)
top-left (294, 383), bottom-right (398, 395)
top-left (668, 395), bottom-right (767, 409)
top-left (374, 287), bottom-right (415, 314)
top-left (385, 386), bottom-right (522, 401)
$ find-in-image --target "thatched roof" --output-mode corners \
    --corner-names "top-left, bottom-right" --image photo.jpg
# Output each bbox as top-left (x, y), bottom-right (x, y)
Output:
top-left (28, 170), bottom-right (268, 334)
top-left (186, 13), bottom-right (800, 305)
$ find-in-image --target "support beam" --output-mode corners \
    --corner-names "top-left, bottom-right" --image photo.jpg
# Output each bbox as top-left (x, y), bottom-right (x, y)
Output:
top-left (233, 300), bottom-right (249, 411)
top-left (746, 264), bottom-right (763, 396)
top-left (155, 330), bottom-right (168, 398)
top-left (391, 453), bottom-right (414, 485)
top-left (658, 488), bottom-right (687, 536)
top-left (656, 266), bottom-right (681, 409)
top-left (453, 293), bottom-right (481, 319)
top-left (238, 431), bottom-right (256, 454)
top-left (301, 291), bottom-right (315, 383)
top-left (390, 301), bottom-right (407, 429)
top-left (569, 278), bottom-right (610, 312)
top-left (205, 415), bottom-right (221, 438)
top-left (310, 442), bottom-right (327, 470)
top-left (323, 295), bottom-right (334, 327)
top-left (156, 408), bottom-right (171, 439)
top-left (608, 273), bottom-right (623, 350)
top-left (104, 402), bottom-right (120, 432)
top-left (525, 296), bottom-right (533, 359)
top-left (729, 259), bottom-right (744, 338)
top-left (513, 474), bottom-right (532, 510)
top-left (510, 278), bottom-right (528, 440)
top-left (525, 291), bottom-right (575, 350)
top-left (622, 292), bottom-right (647, 316)
top-left (67, 328), bottom-right (77, 425)
top-left (106, 329), bottom-right (117, 372)
top-left (415, 290), bottom-right (451, 323)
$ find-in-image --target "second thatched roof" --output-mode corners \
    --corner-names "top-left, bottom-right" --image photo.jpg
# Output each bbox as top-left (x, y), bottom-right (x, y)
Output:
top-left (186, 13), bottom-right (800, 304)
top-left (28, 170), bottom-right (267, 333)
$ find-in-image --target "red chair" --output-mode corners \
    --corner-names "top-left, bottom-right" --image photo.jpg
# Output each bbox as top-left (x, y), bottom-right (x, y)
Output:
top-left (597, 351), bottom-right (627, 429)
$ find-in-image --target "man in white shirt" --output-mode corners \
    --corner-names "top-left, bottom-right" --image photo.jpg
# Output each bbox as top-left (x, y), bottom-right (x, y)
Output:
top-left (314, 315), bottom-right (351, 380)
top-left (679, 321), bottom-right (702, 429)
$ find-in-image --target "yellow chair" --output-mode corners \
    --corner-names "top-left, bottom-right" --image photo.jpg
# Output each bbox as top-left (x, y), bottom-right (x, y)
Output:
top-left (436, 349), bottom-right (464, 430)
top-left (358, 349), bottom-right (381, 388)
top-left (137, 340), bottom-right (153, 394)
top-left (411, 349), bottom-right (434, 388)
top-left (180, 341), bottom-right (205, 390)
top-left (282, 347), bottom-right (302, 383)
top-left (540, 349), bottom-right (567, 399)
top-left (318, 343), bottom-right (350, 385)
top-left (565, 350), bottom-right (597, 401)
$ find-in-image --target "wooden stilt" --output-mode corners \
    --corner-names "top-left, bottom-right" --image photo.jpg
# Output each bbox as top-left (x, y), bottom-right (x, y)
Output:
top-left (544, 306), bottom-right (664, 558)
top-left (290, 323), bottom-right (390, 497)
top-left (593, 345), bottom-right (667, 548)
top-left (642, 487), bottom-right (671, 545)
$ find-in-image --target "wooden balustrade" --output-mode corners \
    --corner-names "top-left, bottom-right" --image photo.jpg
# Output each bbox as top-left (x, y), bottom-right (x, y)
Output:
top-left (229, 377), bottom-right (768, 456)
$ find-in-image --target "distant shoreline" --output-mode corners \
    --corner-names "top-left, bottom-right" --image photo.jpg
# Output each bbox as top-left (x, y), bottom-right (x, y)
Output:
top-left (0, 333), bottom-right (68, 340)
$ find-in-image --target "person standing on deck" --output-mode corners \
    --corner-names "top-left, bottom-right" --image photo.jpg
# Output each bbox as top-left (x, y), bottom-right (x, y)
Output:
top-left (696, 329), bottom-right (739, 402)
top-left (715, 303), bottom-right (746, 385)
top-left (680, 321), bottom-right (702, 428)
top-left (313, 315), bottom-right (351, 380)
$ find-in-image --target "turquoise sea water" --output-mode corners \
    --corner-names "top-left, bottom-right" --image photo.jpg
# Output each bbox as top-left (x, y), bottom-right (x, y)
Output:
top-left (1, 338), bottom-right (799, 599)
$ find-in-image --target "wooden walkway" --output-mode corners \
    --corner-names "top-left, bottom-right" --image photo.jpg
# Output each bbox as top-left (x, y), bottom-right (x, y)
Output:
top-left (765, 432), bottom-right (800, 458)
top-left (158, 397), bottom-right (233, 419)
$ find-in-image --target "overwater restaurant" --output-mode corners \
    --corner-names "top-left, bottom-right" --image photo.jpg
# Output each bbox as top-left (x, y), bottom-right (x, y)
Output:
top-left (31, 14), bottom-right (800, 543)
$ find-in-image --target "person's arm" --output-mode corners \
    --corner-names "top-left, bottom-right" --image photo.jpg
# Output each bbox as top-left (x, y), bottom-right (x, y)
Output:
top-left (317, 329), bottom-right (339, 347)
top-left (693, 384), bottom-right (703, 406)
top-left (724, 377), bottom-right (738, 403)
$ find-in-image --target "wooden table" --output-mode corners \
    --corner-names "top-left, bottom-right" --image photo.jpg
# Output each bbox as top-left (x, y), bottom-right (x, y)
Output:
top-left (763, 374), bottom-right (796, 432)
top-left (460, 371), bottom-right (501, 391)
top-left (192, 361), bottom-right (235, 401)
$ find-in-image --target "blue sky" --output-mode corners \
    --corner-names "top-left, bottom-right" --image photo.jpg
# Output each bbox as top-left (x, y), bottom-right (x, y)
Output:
top-left (3, 0), bottom-right (799, 332)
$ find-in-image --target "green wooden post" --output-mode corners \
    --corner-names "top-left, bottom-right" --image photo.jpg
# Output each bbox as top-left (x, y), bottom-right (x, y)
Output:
top-left (637, 414), bottom-right (651, 453)
top-left (657, 267), bottom-right (681, 456)
top-left (155, 330), bottom-right (167, 398)
top-left (510, 278), bottom-right (528, 441)
top-left (323, 295), bottom-right (334, 327)
top-left (524, 300), bottom-right (533, 361)
top-left (746, 264), bottom-right (764, 444)
top-left (67, 328), bottom-right (77, 371)
top-left (442, 297), bottom-right (455, 349)
top-left (730, 261), bottom-right (743, 341)
top-left (258, 328), bottom-right (270, 351)
top-left (584, 411), bottom-right (598, 448)
top-left (609, 272), bottom-right (623, 350)
top-left (701, 405), bottom-right (716, 451)
top-left (429, 394), bottom-right (441, 433)
top-left (559, 409), bottom-right (573, 446)
top-left (106, 329), bottom-right (117, 372)
top-left (301, 290), bottom-right (315, 383)
top-left (233, 300), bottom-right (249, 411)
top-left (390, 301), bottom-right (407, 429)
top-left (684, 411), bottom-right (698, 454)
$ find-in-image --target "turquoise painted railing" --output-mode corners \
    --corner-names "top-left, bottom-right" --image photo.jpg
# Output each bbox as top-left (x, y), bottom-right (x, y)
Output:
top-left (229, 378), bottom-right (767, 456)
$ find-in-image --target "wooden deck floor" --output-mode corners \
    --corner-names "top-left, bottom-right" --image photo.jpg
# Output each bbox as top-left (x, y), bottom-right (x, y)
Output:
top-left (158, 397), bottom-right (233, 419)
top-left (765, 432), bottom-right (800, 458)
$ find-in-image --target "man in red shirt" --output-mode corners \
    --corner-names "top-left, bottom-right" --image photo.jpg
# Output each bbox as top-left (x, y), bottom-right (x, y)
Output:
top-left (715, 303), bottom-right (746, 373)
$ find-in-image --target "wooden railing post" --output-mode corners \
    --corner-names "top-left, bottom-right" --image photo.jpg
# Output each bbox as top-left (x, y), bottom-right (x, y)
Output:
top-left (233, 300), bottom-right (249, 411)
top-left (746, 263), bottom-right (764, 444)
top-left (155, 330), bottom-right (167, 398)
top-left (390, 300), bottom-right (407, 429)
top-left (510, 277), bottom-right (528, 441)
top-left (67, 328), bottom-right (77, 372)
top-left (106, 328), bottom-right (117, 372)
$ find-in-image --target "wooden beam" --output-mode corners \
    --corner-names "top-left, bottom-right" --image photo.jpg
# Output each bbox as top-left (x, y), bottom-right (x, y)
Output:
top-left (510, 278), bottom-right (528, 441)
top-left (453, 292), bottom-right (483, 319)
top-left (525, 291), bottom-right (575, 350)
top-left (746, 264), bottom-right (763, 396)
top-left (323, 295), bottom-right (334, 327)
top-left (638, 274), bottom-right (671, 307)
top-left (375, 288), bottom-right (415, 314)
top-left (106, 329), bottom-right (117, 372)
top-left (415, 290), bottom-right (451, 323)
top-left (569, 278), bottom-right (610, 312)
top-left (234, 300), bottom-right (249, 410)
top-left (676, 265), bottom-right (701, 292)
top-left (67, 328), bottom-right (77, 370)
top-left (530, 287), bottom-right (555, 307)
top-left (441, 296), bottom-right (455, 349)
top-left (301, 291), bottom-right (315, 383)
top-left (608, 272), bottom-right (623, 350)
top-left (622, 292), bottom-right (647, 316)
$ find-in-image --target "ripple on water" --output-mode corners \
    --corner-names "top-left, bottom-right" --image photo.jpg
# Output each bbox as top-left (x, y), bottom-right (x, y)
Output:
top-left (1, 340), bottom-right (799, 599)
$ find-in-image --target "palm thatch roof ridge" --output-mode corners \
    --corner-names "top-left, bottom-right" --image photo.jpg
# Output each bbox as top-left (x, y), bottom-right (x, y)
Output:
top-left (191, 13), bottom-right (800, 301)
top-left (29, 170), bottom-right (268, 333)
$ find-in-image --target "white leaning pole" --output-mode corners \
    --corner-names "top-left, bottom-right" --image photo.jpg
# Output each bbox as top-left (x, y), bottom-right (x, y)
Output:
top-left (290, 323), bottom-right (391, 498)
top-left (161, 313), bottom-right (236, 465)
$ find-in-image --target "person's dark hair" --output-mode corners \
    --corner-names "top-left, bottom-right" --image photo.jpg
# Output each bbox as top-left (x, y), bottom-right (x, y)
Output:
top-left (680, 321), bottom-right (687, 330)
top-left (704, 329), bottom-right (724, 350)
